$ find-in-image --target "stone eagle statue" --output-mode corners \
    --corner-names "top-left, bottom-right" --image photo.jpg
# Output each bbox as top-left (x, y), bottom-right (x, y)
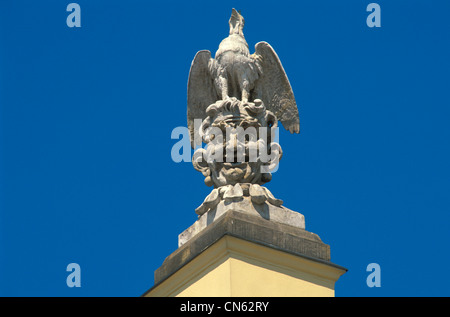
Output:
top-left (187, 8), bottom-right (300, 147)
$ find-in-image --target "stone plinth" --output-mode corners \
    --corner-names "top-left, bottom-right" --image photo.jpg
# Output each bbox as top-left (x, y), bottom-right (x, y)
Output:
top-left (179, 197), bottom-right (305, 247)
top-left (143, 208), bottom-right (346, 297)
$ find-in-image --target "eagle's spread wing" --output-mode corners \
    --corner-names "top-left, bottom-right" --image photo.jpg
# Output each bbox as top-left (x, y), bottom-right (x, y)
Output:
top-left (252, 42), bottom-right (300, 134)
top-left (187, 50), bottom-right (217, 148)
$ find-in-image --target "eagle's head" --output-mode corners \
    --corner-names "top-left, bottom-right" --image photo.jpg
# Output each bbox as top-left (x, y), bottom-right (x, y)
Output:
top-left (229, 8), bottom-right (245, 36)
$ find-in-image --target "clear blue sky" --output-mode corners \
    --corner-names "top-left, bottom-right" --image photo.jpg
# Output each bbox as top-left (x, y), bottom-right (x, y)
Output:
top-left (1, 0), bottom-right (449, 296)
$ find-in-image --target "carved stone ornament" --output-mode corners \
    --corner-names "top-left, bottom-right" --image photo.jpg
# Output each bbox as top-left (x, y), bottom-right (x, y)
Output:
top-left (186, 9), bottom-right (300, 216)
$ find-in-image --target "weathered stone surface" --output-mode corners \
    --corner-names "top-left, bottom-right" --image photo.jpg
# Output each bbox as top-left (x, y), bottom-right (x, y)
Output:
top-left (187, 8), bottom-right (300, 148)
top-left (194, 182), bottom-right (284, 216)
top-left (154, 210), bottom-right (331, 285)
top-left (191, 99), bottom-right (282, 197)
top-left (180, 198), bottom-right (305, 247)
top-left (187, 9), bottom-right (301, 219)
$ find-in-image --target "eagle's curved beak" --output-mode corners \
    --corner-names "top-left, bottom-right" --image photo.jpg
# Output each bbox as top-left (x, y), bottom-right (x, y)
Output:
top-left (229, 8), bottom-right (244, 35)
